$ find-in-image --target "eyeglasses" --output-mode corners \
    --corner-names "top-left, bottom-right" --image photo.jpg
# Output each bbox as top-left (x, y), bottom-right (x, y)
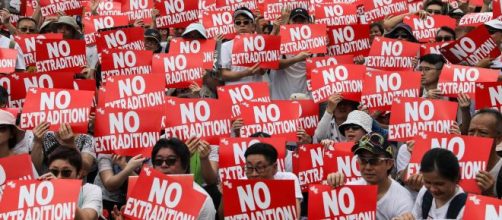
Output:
top-left (417, 66), bottom-right (440, 72)
top-left (244, 163), bottom-right (275, 174)
top-left (153, 157), bottom-right (178, 167)
top-left (234, 20), bottom-right (252, 26)
top-left (435, 36), bottom-right (453, 42)
top-left (426, 9), bottom-right (443, 15)
top-left (344, 124), bottom-right (363, 131)
top-left (19, 27), bottom-right (36, 33)
top-left (49, 169), bottom-right (73, 178)
top-left (0, 125), bottom-right (10, 132)
top-left (357, 157), bottom-right (390, 166)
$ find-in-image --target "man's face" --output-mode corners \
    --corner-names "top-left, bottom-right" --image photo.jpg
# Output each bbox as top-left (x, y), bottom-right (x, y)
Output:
top-left (49, 159), bottom-right (79, 179)
top-left (152, 148), bottom-right (186, 175)
top-left (245, 154), bottom-right (276, 179)
top-left (234, 15), bottom-right (255, 34)
top-left (422, 170), bottom-right (457, 202)
top-left (18, 20), bottom-right (37, 34)
top-left (144, 38), bottom-right (160, 52)
top-left (469, 114), bottom-right (502, 146)
top-left (425, 4), bottom-right (443, 15)
top-left (57, 24), bottom-right (75, 39)
top-left (357, 151), bottom-right (393, 185)
top-left (419, 61), bottom-right (441, 87)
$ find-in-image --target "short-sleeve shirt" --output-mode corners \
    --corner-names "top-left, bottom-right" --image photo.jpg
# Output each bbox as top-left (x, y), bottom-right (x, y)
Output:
top-left (220, 40), bottom-right (264, 85)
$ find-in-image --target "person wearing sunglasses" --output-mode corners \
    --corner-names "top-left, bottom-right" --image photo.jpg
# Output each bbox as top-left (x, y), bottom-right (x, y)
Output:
top-left (220, 7), bottom-right (266, 85)
top-left (384, 23), bottom-right (419, 43)
top-left (483, 19), bottom-right (502, 69)
top-left (16, 17), bottom-right (38, 34)
top-left (434, 26), bottom-right (456, 42)
top-left (39, 147), bottom-right (103, 220)
top-left (338, 110), bottom-right (373, 142)
top-left (327, 132), bottom-right (414, 220)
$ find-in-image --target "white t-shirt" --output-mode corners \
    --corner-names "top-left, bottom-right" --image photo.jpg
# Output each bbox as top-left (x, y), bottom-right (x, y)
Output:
top-left (193, 182), bottom-right (216, 220)
top-left (0, 35), bottom-right (25, 70)
top-left (220, 40), bottom-right (264, 85)
top-left (397, 143), bottom-right (411, 173)
top-left (349, 178), bottom-right (414, 220)
top-left (489, 158), bottom-right (502, 197)
top-left (269, 55), bottom-right (309, 100)
top-left (12, 131), bottom-right (34, 154)
top-left (412, 186), bottom-right (465, 220)
top-left (79, 183), bottom-right (103, 217)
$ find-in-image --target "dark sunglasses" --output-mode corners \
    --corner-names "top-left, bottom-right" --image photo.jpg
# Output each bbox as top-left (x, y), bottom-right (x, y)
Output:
top-left (49, 169), bottom-right (73, 178)
top-left (426, 9), bottom-right (442, 15)
top-left (357, 157), bottom-right (390, 166)
top-left (19, 27), bottom-right (36, 33)
top-left (435, 36), bottom-right (453, 42)
top-left (344, 124), bottom-right (363, 131)
top-left (153, 157), bottom-right (177, 167)
top-left (234, 20), bottom-right (251, 26)
top-left (0, 125), bottom-right (10, 132)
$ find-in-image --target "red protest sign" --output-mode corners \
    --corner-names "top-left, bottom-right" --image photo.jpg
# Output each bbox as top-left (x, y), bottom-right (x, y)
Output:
top-left (94, 106), bottom-right (163, 156)
top-left (168, 38), bottom-right (216, 70)
top-left (420, 41), bottom-right (452, 56)
top-left (223, 179), bottom-right (298, 219)
top-left (100, 49), bottom-right (153, 82)
top-left (239, 101), bottom-right (301, 140)
top-left (293, 144), bottom-right (329, 192)
top-left (217, 82), bottom-right (271, 118)
top-left (310, 64), bottom-right (364, 103)
top-left (403, 15), bottom-right (456, 43)
top-left (388, 97), bottom-right (458, 141)
top-left (232, 34), bottom-right (281, 69)
top-left (218, 137), bottom-right (287, 180)
top-left (0, 154), bottom-right (35, 186)
top-left (475, 82), bottom-right (502, 111)
top-left (20, 88), bottom-right (95, 133)
top-left (95, 27), bottom-right (145, 51)
top-left (73, 79), bottom-right (96, 91)
top-left (495, 0), bottom-right (502, 19)
top-left (280, 24), bottom-right (327, 55)
top-left (164, 97), bottom-right (232, 144)
top-left (0, 76), bottom-right (23, 108)
top-left (151, 53), bottom-right (205, 88)
top-left (8, 72), bottom-right (74, 100)
top-left (14, 33), bottom-right (63, 68)
top-left (121, 0), bottom-right (153, 24)
top-left (363, 0), bottom-right (408, 23)
top-left (306, 55), bottom-right (354, 81)
top-left (440, 25), bottom-right (501, 66)
top-left (83, 15), bottom-right (130, 45)
top-left (155, 0), bottom-right (199, 28)
top-left (215, 0), bottom-right (258, 11)
top-left (263, 0), bottom-right (309, 21)
top-left (84, 0), bottom-right (123, 16)
top-left (323, 141), bottom-right (362, 183)
top-left (199, 0), bottom-right (217, 10)
top-left (293, 100), bottom-right (319, 136)
top-left (0, 179), bottom-right (81, 218)
top-left (367, 37), bottom-right (420, 71)
top-left (0, 49), bottom-right (17, 73)
top-left (437, 64), bottom-right (499, 99)
top-left (201, 10), bottom-right (236, 39)
top-left (361, 70), bottom-right (422, 112)
top-left (458, 12), bottom-right (493, 27)
top-left (314, 3), bottom-right (358, 26)
top-left (39, 0), bottom-right (83, 16)
top-left (308, 184), bottom-right (377, 220)
top-left (463, 194), bottom-right (502, 219)
top-left (123, 166), bottom-right (206, 220)
top-left (406, 132), bottom-right (492, 194)
top-left (103, 74), bottom-right (165, 109)
top-left (327, 24), bottom-right (371, 57)
top-left (35, 39), bottom-right (87, 73)
top-left (407, 0), bottom-right (424, 13)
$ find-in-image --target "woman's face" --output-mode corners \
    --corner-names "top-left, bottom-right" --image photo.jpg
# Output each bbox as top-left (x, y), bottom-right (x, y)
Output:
top-left (422, 170), bottom-right (458, 202)
top-left (369, 25), bottom-right (382, 43)
top-left (152, 148), bottom-right (186, 175)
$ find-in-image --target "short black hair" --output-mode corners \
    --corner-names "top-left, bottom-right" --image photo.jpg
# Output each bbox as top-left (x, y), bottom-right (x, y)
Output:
top-left (244, 143), bottom-right (278, 165)
top-left (17, 17), bottom-right (37, 27)
top-left (48, 147), bottom-right (83, 174)
top-left (0, 85), bottom-right (8, 107)
top-left (420, 54), bottom-right (446, 69)
top-left (151, 138), bottom-right (191, 174)
top-left (7, 126), bottom-right (16, 149)
top-left (250, 132), bottom-right (271, 138)
top-left (370, 22), bottom-right (384, 34)
top-left (424, 0), bottom-right (446, 14)
top-left (420, 148), bottom-right (460, 182)
top-left (437, 26), bottom-right (456, 39)
top-left (472, 108), bottom-right (502, 136)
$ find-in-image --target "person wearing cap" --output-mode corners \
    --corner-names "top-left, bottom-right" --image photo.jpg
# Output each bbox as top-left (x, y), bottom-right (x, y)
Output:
top-left (384, 23), bottom-right (419, 43)
top-left (382, 0), bottom-right (443, 31)
top-left (327, 132), bottom-right (414, 220)
top-left (219, 7), bottom-right (265, 85)
top-left (313, 93), bottom-right (359, 143)
top-left (482, 19), bottom-right (502, 69)
top-left (0, 10), bottom-right (25, 72)
top-left (269, 7), bottom-right (312, 100)
top-left (0, 109), bottom-right (24, 158)
top-left (55, 16), bottom-right (82, 39)
top-left (338, 110), bottom-right (373, 142)
top-left (182, 22), bottom-right (208, 40)
top-left (144, 28), bottom-right (163, 53)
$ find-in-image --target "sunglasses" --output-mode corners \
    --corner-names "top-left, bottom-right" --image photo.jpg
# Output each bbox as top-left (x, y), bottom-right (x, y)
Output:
top-left (435, 36), bottom-right (453, 42)
top-left (426, 9), bottom-right (442, 15)
top-left (357, 157), bottom-right (390, 166)
top-left (344, 124), bottom-right (363, 131)
top-left (49, 169), bottom-right (73, 178)
top-left (234, 20), bottom-right (252, 26)
top-left (0, 125), bottom-right (10, 132)
top-left (153, 157), bottom-right (178, 167)
top-left (19, 27), bottom-right (36, 33)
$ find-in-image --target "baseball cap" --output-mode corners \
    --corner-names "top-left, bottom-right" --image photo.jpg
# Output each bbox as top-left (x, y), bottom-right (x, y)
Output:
top-left (384, 23), bottom-right (418, 43)
top-left (234, 7), bottom-right (255, 22)
top-left (55, 16), bottom-right (81, 33)
top-left (144, 29), bottom-right (161, 44)
top-left (352, 132), bottom-right (394, 159)
top-left (182, 23), bottom-right (208, 39)
top-left (290, 8), bottom-right (309, 20)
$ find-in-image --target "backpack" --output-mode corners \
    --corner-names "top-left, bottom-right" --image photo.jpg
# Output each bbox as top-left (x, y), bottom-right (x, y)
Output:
top-left (421, 190), bottom-right (466, 219)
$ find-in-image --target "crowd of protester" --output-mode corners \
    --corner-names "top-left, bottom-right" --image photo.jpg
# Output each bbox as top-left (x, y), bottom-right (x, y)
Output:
top-left (0, 0), bottom-right (501, 219)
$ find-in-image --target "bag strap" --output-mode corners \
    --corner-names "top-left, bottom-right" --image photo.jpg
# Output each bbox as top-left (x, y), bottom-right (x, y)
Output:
top-left (445, 193), bottom-right (467, 219)
top-left (496, 166), bottom-right (502, 199)
top-left (421, 190), bottom-right (434, 218)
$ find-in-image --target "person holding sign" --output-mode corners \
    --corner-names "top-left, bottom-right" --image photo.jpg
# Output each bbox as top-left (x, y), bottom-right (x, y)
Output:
top-left (313, 93), bottom-right (359, 143)
top-left (40, 147), bottom-right (103, 220)
top-left (418, 54), bottom-right (445, 99)
top-left (395, 148), bottom-right (466, 220)
top-left (327, 132), bottom-right (414, 219)
top-left (219, 7), bottom-right (265, 85)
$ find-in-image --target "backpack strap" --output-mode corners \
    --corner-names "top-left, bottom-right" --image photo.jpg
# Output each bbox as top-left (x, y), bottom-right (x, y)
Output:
top-left (8, 40), bottom-right (15, 49)
top-left (421, 190), bottom-right (434, 218)
top-left (497, 165), bottom-right (502, 199)
top-left (445, 193), bottom-right (467, 219)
